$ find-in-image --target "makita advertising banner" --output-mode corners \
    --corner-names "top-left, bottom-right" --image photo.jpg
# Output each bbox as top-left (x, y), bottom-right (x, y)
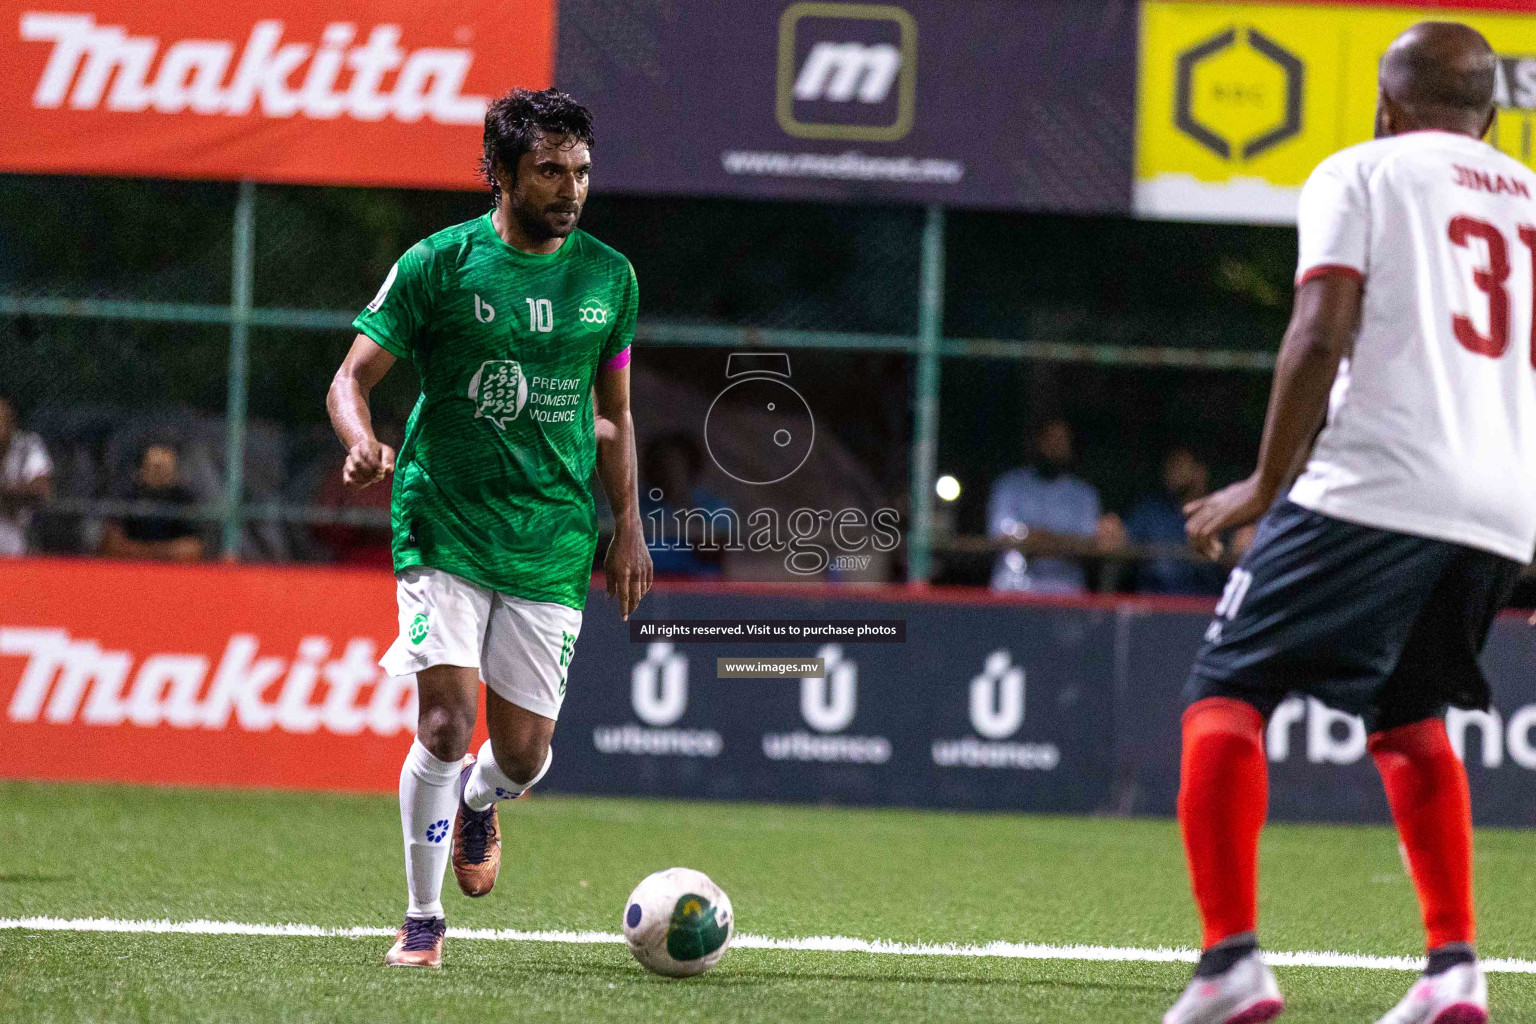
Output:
top-left (0, 558), bottom-right (429, 789)
top-left (555, 0), bottom-right (1137, 211)
top-left (4, 561), bottom-right (1535, 824)
top-left (1, 1), bottom-right (554, 187)
top-left (1, 0), bottom-right (1135, 206)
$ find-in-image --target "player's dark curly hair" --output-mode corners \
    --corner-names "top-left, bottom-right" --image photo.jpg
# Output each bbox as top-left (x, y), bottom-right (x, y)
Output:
top-left (481, 88), bottom-right (595, 203)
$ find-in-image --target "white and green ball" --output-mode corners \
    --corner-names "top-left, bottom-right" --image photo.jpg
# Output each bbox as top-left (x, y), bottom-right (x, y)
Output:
top-left (622, 867), bottom-right (734, 977)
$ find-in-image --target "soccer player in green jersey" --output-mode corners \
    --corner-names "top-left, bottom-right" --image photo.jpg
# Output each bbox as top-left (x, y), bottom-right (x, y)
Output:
top-left (326, 88), bottom-right (653, 969)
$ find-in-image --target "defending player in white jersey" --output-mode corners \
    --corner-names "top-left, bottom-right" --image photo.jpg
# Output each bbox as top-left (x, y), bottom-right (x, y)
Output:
top-left (1165, 23), bottom-right (1536, 1024)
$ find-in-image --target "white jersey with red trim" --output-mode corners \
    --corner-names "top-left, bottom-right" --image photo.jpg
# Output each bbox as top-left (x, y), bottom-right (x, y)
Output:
top-left (1288, 130), bottom-right (1536, 563)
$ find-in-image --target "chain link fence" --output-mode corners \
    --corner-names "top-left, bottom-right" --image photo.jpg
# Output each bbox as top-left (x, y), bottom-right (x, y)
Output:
top-left (2, 173), bottom-right (1300, 587)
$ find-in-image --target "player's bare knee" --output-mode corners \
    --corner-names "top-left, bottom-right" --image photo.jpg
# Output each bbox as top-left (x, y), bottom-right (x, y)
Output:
top-left (416, 701), bottom-right (476, 762)
top-left (491, 733), bottom-right (550, 786)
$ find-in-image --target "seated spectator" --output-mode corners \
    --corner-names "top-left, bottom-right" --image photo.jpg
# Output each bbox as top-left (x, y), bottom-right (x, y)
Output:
top-left (1125, 447), bottom-right (1229, 595)
top-left (100, 443), bottom-right (203, 563)
top-left (0, 397), bottom-right (54, 557)
top-left (988, 417), bottom-right (1124, 594)
top-left (639, 433), bottom-right (730, 579)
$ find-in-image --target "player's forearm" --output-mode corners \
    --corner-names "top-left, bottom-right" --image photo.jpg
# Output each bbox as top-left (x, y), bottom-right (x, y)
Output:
top-left (1251, 323), bottom-right (1343, 496)
top-left (326, 369), bottom-right (378, 451)
top-left (596, 410), bottom-right (642, 531)
top-left (1250, 277), bottom-right (1358, 497)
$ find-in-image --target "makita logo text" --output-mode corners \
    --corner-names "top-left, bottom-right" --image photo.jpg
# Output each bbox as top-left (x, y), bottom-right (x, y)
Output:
top-left (18, 13), bottom-right (488, 123)
top-left (1, 628), bottom-right (417, 736)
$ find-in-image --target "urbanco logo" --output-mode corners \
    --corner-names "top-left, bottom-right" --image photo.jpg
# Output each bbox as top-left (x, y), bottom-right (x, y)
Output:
top-left (1265, 697), bottom-right (1536, 770)
top-left (592, 643), bottom-right (721, 757)
top-left (932, 649), bottom-right (1060, 770)
top-left (762, 645), bottom-right (890, 763)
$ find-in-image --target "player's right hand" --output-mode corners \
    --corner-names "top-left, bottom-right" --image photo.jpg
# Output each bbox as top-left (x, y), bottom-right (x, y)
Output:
top-left (1184, 474), bottom-right (1273, 561)
top-left (343, 440), bottom-right (395, 490)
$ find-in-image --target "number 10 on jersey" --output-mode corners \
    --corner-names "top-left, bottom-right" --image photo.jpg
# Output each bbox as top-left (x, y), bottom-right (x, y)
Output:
top-left (526, 298), bottom-right (554, 333)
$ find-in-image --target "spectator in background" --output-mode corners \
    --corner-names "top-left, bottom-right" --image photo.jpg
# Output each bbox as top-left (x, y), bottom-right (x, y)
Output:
top-left (0, 397), bottom-right (54, 557)
top-left (988, 417), bottom-right (1125, 594)
top-left (1125, 446), bottom-right (1229, 595)
top-left (313, 419), bottom-right (400, 568)
top-left (100, 443), bottom-right (203, 562)
top-left (639, 433), bottom-right (730, 578)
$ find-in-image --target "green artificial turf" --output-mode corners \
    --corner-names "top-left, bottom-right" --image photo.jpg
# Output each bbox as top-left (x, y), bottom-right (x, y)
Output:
top-left (1, 781), bottom-right (1533, 1022)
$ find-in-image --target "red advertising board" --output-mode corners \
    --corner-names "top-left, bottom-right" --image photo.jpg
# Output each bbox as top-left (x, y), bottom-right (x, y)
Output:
top-left (0, 558), bottom-right (479, 792)
top-left (0, 1), bottom-right (555, 188)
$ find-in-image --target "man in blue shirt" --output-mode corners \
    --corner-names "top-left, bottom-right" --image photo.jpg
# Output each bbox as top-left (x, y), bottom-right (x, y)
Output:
top-left (1125, 447), bottom-right (1229, 595)
top-left (988, 418), bottom-right (1123, 594)
top-left (640, 433), bottom-right (730, 578)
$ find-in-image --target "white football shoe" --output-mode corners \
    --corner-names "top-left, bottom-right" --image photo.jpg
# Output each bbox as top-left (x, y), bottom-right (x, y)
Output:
top-left (1375, 962), bottom-right (1487, 1024)
top-left (1163, 950), bottom-right (1285, 1024)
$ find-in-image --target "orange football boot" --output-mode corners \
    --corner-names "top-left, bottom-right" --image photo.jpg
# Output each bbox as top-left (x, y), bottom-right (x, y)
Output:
top-left (385, 917), bottom-right (445, 968)
top-left (451, 759), bottom-right (502, 897)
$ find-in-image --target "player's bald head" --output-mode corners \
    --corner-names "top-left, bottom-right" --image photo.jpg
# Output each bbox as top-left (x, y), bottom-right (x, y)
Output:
top-left (1378, 22), bottom-right (1496, 136)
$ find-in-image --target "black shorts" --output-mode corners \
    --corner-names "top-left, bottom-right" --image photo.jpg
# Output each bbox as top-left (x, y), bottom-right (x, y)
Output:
top-left (1186, 500), bottom-right (1523, 733)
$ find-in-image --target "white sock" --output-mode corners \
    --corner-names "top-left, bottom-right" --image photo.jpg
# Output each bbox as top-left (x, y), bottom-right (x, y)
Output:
top-left (399, 738), bottom-right (462, 920)
top-left (463, 741), bottom-right (552, 812)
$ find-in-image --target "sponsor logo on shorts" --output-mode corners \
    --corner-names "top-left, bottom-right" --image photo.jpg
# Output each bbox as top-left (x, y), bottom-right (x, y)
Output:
top-left (408, 613), bottom-right (430, 645)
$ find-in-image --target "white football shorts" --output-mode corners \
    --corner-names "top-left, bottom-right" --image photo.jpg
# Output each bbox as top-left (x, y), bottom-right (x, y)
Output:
top-left (379, 566), bottom-right (583, 720)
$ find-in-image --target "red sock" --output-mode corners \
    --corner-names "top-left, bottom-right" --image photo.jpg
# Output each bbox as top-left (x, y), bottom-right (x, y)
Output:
top-left (1178, 697), bottom-right (1269, 949)
top-left (1369, 718), bottom-right (1475, 951)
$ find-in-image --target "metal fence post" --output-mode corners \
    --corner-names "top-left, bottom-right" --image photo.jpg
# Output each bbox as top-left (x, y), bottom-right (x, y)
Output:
top-left (223, 180), bottom-right (255, 559)
top-left (908, 204), bottom-right (945, 583)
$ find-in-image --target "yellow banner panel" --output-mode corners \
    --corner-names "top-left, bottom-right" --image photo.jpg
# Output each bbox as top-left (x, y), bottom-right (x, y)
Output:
top-left (1137, 2), bottom-right (1536, 222)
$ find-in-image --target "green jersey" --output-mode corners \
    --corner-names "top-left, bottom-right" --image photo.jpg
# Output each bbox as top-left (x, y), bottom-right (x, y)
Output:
top-left (353, 213), bottom-right (637, 610)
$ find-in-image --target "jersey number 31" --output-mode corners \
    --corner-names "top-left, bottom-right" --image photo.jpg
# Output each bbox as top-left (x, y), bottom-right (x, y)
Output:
top-left (1448, 215), bottom-right (1536, 365)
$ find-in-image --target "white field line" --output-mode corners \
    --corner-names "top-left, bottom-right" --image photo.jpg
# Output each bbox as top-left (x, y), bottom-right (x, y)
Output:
top-left (3, 916), bottom-right (1535, 975)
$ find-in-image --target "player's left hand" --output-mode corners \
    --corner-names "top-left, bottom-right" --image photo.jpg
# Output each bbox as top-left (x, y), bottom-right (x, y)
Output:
top-left (604, 520), bottom-right (654, 621)
top-left (1184, 474), bottom-right (1274, 561)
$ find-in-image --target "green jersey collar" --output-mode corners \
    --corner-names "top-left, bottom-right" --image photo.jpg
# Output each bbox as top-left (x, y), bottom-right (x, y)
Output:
top-left (478, 212), bottom-right (580, 263)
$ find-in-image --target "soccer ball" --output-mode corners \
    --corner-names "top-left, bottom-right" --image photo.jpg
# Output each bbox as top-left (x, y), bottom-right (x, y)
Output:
top-left (622, 867), bottom-right (734, 978)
